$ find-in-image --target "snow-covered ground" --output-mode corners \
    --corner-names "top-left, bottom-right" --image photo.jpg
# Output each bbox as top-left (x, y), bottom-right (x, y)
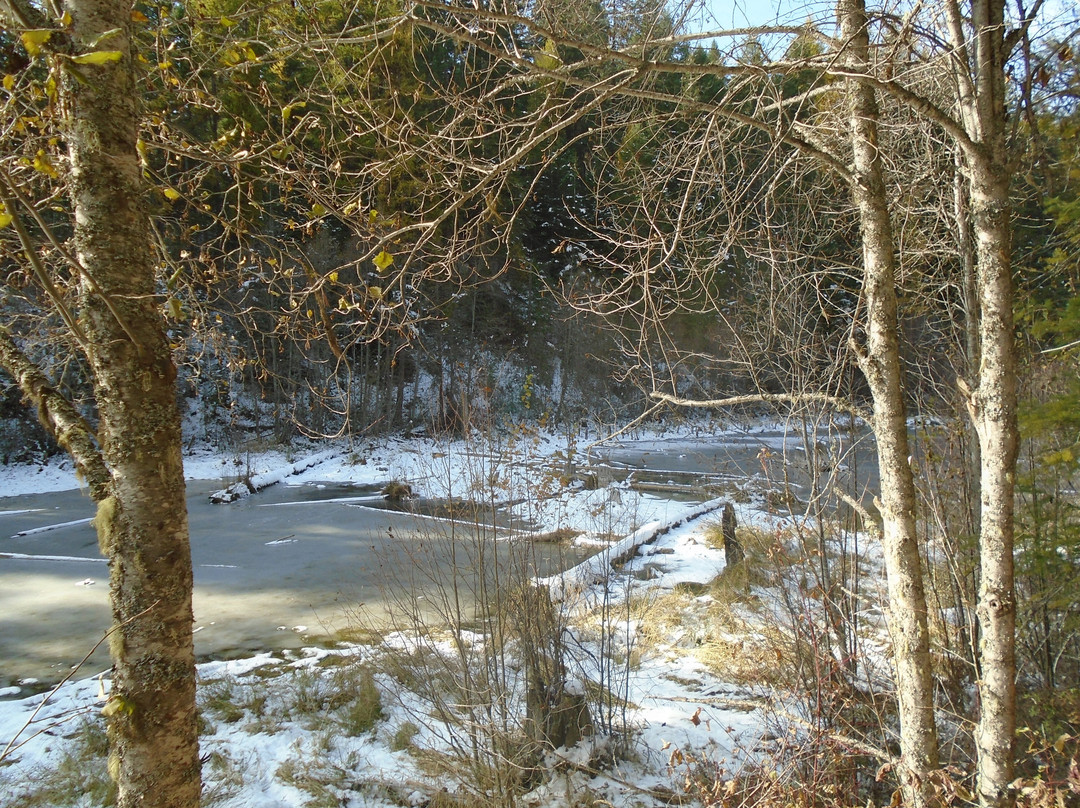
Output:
top-left (0, 423), bottom-right (889, 807)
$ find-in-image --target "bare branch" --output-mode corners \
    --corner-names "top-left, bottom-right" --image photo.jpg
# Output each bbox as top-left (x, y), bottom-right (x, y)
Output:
top-left (0, 165), bottom-right (140, 347)
top-left (0, 178), bottom-right (90, 350)
top-left (649, 390), bottom-right (868, 422)
top-left (0, 327), bottom-right (111, 500)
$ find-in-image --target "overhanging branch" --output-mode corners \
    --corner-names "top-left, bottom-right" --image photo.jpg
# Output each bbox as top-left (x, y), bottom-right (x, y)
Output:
top-left (650, 390), bottom-right (868, 422)
top-left (0, 328), bottom-right (111, 500)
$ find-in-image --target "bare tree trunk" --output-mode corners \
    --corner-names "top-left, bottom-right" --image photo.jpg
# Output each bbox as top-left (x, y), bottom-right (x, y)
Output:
top-left (950, 152), bottom-right (980, 668)
top-left (968, 141), bottom-right (1018, 808)
top-left (839, 1), bottom-right (940, 803)
top-left (945, 0), bottom-right (1019, 803)
top-left (0, 0), bottom-right (200, 803)
top-left (395, 345), bottom-right (406, 428)
top-left (968, 114), bottom-right (1019, 808)
top-left (63, 0), bottom-right (201, 805)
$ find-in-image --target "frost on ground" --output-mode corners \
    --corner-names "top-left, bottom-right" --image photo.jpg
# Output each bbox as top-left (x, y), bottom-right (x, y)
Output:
top-left (0, 423), bottom-right (896, 807)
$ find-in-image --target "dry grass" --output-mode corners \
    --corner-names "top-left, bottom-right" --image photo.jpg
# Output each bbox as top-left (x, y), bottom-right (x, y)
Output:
top-left (275, 756), bottom-right (348, 808)
top-left (526, 527), bottom-right (583, 544)
top-left (202, 749), bottom-right (247, 807)
top-left (0, 717), bottom-right (114, 808)
top-left (390, 721), bottom-right (420, 752)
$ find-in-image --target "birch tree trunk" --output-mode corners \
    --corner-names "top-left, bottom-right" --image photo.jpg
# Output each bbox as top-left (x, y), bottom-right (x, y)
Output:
top-left (969, 142), bottom-right (1018, 808)
top-left (66, 0), bottom-right (201, 801)
top-left (945, 1), bottom-right (1019, 803)
top-left (0, 0), bottom-right (203, 805)
top-left (838, 2), bottom-right (940, 803)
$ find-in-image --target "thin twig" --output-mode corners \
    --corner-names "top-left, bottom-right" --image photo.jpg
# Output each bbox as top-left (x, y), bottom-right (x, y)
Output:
top-left (1040, 337), bottom-right (1080, 355)
top-left (584, 399), bottom-right (666, 455)
top-left (0, 164), bottom-right (140, 346)
top-left (652, 693), bottom-right (891, 762)
top-left (0, 179), bottom-right (89, 350)
top-left (836, 490), bottom-right (880, 535)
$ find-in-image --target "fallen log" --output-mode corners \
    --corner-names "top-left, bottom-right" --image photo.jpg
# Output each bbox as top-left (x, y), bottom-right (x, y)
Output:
top-left (208, 450), bottom-right (339, 503)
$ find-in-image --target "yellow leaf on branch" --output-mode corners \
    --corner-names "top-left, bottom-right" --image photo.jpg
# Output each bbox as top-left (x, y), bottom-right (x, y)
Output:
top-left (71, 50), bottom-right (123, 65)
top-left (32, 150), bottom-right (58, 178)
top-left (373, 250), bottom-right (393, 272)
top-left (21, 30), bottom-right (52, 58)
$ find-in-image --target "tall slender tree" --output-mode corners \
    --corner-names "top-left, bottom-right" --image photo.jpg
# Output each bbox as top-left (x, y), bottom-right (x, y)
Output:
top-left (0, 1), bottom-right (201, 806)
top-left (357, 2), bottom-right (1044, 803)
top-left (838, 1), bottom-right (940, 802)
top-left (944, 1), bottom-right (1021, 802)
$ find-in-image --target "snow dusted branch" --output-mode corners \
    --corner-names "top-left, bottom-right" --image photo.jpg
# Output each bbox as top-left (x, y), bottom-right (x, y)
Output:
top-left (650, 390), bottom-right (868, 422)
top-left (539, 497), bottom-right (728, 601)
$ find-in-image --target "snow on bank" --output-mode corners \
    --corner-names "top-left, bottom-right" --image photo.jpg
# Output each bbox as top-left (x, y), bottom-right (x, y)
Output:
top-left (0, 423), bottom-right (835, 807)
top-left (0, 417), bottom-right (802, 499)
top-left (0, 456), bottom-right (81, 496)
top-left (0, 500), bottom-right (774, 808)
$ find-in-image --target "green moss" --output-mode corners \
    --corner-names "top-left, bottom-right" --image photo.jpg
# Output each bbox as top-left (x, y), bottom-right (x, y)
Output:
top-left (93, 496), bottom-right (118, 556)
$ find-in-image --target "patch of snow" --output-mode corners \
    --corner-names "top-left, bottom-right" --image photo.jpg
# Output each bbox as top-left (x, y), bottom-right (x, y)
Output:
top-left (0, 457), bottom-right (81, 496)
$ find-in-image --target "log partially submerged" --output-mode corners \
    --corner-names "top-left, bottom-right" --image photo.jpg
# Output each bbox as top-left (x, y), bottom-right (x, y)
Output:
top-left (208, 450), bottom-right (339, 503)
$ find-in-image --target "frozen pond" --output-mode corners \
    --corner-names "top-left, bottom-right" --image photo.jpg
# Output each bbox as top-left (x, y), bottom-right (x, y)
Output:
top-left (590, 425), bottom-right (880, 502)
top-left (0, 426), bottom-right (882, 689)
top-left (0, 480), bottom-right (583, 688)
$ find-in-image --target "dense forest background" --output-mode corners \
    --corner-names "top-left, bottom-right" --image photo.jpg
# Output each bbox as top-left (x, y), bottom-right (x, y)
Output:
top-left (10, 0), bottom-right (1078, 457)
top-left (0, 2), bottom-right (1074, 453)
top-left (1, 2), bottom-right (1076, 458)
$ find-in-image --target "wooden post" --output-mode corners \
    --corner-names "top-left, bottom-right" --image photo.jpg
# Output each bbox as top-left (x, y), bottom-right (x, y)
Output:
top-left (722, 502), bottom-right (743, 566)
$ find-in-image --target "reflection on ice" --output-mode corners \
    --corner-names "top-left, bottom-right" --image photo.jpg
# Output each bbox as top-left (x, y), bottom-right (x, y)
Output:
top-left (0, 479), bottom-right (588, 687)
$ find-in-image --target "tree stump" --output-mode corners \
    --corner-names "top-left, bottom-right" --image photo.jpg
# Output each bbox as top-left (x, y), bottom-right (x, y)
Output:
top-left (722, 502), bottom-right (743, 566)
top-left (520, 586), bottom-right (594, 751)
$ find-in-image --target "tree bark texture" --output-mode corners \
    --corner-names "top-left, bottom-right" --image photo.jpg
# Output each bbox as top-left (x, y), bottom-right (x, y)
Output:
top-left (839, 1), bottom-right (940, 803)
top-left (945, 0), bottom-right (1020, 803)
top-left (62, 0), bottom-right (202, 805)
top-left (969, 163), bottom-right (1018, 808)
